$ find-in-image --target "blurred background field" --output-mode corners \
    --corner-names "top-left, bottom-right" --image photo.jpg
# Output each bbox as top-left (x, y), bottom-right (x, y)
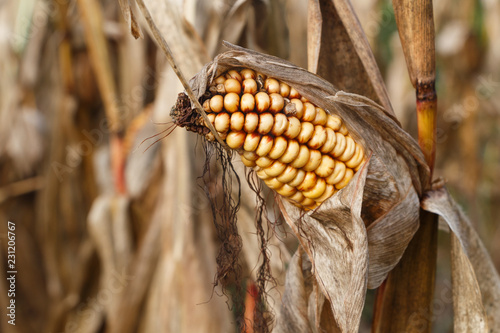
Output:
top-left (0, 0), bottom-right (498, 332)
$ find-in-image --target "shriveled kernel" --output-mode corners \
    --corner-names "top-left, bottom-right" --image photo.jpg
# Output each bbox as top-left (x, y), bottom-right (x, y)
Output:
top-left (308, 125), bottom-right (327, 149)
top-left (264, 160), bottom-right (287, 177)
top-left (303, 150), bottom-right (322, 172)
top-left (302, 178), bottom-right (326, 199)
top-left (279, 140), bottom-right (300, 163)
top-left (226, 69), bottom-right (243, 82)
top-left (244, 112), bottom-right (259, 133)
top-left (214, 113), bottom-right (230, 132)
top-left (314, 184), bottom-right (335, 203)
top-left (320, 128), bottom-right (337, 154)
top-left (256, 135), bottom-right (274, 156)
top-left (218, 132), bottom-right (227, 140)
top-left (242, 79), bottom-right (258, 95)
top-left (280, 82), bottom-right (290, 97)
top-left (240, 68), bottom-right (256, 80)
top-left (241, 93), bottom-right (255, 112)
top-left (297, 122), bottom-right (314, 144)
top-left (269, 93), bottom-right (285, 114)
top-left (326, 114), bottom-right (342, 131)
top-left (203, 99), bottom-right (211, 112)
top-left (335, 168), bottom-right (354, 189)
top-left (290, 145), bottom-right (310, 169)
top-left (297, 171), bottom-right (318, 192)
top-left (325, 161), bottom-right (346, 185)
top-left (315, 155), bottom-right (335, 178)
top-left (288, 169), bottom-right (306, 188)
top-left (256, 156), bottom-right (273, 168)
top-left (210, 95), bottom-right (224, 113)
top-left (226, 131), bottom-right (245, 149)
top-left (216, 83), bottom-right (226, 94)
top-left (346, 144), bottom-right (364, 169)
top-left (271, 113), bottom-right (288, 137)
top-left (313, 108), bottom-right (328, 126)
top-left (257, 113), bottom-right (274, 134)
top-left (214, 75), bottom-right (226, 84)
top-left (243, 133), bottom-right (260, 152)
top-left (284, 117), bottom-right (301, 139)
top-left (268, 136), bottom-right (288, 159)
top-left (288, 99), bottom-right (304, 118)
top-left (264, 78), bottom-right (280, 93)
top-left (289, 87), bottom-right (301, 99)
top-left (276, 165), bottom-right (298, 183)
top-left (224, 78), bottom-right (242, 94)
top-left (264, 177), bottom-right (284, 190)
top-left (243, 151), bottom-right (259, 161)
top-left (338, 136), bottom-right (356, 161)
top-left (302, 103), bottom-right (317, 122)
top-left (256, 73), bottom-right (266, 88)
top-left (255, 92), bottom-right (270, 112)
top-left (331, 132), bottom-right (347, 158)
top-left (276, 184), bottom-right (297, 197)
top-left (224, 93), bottom-right (240, 113)
top-left (240, 155), bottom-right (256, 167)
top-left (230, 112), bottom-right (245, 131)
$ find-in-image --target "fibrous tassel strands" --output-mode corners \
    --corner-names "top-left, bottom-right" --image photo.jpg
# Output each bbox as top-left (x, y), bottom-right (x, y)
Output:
top-left (172, 68), bottom-right (366, 210)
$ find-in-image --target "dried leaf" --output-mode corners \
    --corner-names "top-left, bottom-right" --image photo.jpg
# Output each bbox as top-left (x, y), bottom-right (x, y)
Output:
top-left (117, 0), bottom-right (143, 39)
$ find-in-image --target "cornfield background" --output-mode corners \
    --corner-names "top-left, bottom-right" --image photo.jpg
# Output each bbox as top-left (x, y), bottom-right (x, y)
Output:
top-left (0, 0), bottom-right (499, 332)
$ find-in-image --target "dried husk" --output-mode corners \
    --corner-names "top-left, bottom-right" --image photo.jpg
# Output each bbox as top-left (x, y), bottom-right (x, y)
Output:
top-left (186, 43), bottom-right (430, 332)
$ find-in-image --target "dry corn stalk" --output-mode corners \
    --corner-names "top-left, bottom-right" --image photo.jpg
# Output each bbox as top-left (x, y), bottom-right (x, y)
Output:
top-left (171, 43), bottom-right (430, 332)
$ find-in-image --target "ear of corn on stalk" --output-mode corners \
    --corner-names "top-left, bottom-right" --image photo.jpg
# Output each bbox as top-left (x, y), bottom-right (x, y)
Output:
top-left (171, 68), bottom-right (366, 209)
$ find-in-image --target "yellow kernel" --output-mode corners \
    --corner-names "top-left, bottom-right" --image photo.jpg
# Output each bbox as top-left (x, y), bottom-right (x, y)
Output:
top-left (244, 112), bottom-right (259, 133)
top-left (240, 155), bottom-right (256, 167)
top-left (290, 145), bottom-right (310, 169)
top-left (224, 93), bottom-right (240, 113)
top-left (255, 167), bottom-right (271, 180)
top-left (320, 128), bottom-right (337, 154)
top-left (226, 131), bottom-right (246, 149)
top-left (255, 92), bottom-right (270, 112)
top-left (210, 95), bottom-right (224, 113)
top-left (315, 155), bottom-right (335, 178)
top-left (297, 171), bottom-right (317, 192)
top-left (313, 108), bottom-right (327, 126)
top-left (314, 184), bottom-right (335, 203)
top-left (244, 133), bottom-right (261, 152)
top-left (256, 156), bottom-right (273, 168)
top-left (284, 117), bottom-right (301, 139)
top-left (302, 103), bottom-right (317, 122)
top-left (325, 161), bottom-right (346, 185)
top-left (214, 75), bottom-right (226, 85)
top-left (264, 177), bottom-right (284, 190)
top-left (300, 96), bottom-right (309, 103)
top-left (271, 113), bottom-right (288, 137)
top-left (280, 82), bottom-right (290, 97)
top-left (214, 112), bottom-right (230, 132)
top-left (338, 136), bottom-right (356, 161)
top-left (302, 150), bottom-right (322, 172)
top-left (300, 198), bottom-right (316, 208)
top-left (226, 69), bottom-right (243, 82)
top-left (224, 78), bottom-right (242, 94)
top-left (339, 123), bottom-right (349, 135)
top-left (269, 93), bottom-right (285, 114)
top-left (331, 132), bottom-right (347, 158)
top-left (345, 144), bottom-right (364, 169)
top-left (240, 68), bottom-right (256, 80)
top-left (257, 113), bottom-right (274, 134)
top-left (308, 125), bottom-right (327, 149)
top-left (297, 122), bottom-right (314, 144)
top-left (288, 99), bottom-right (304, 118)
top-left (264, 78), bottom-right (280, 93)
top-left (335, 168), bottom-right (354, 189)
top-left (264, 160), bottom-right (287, 177)
top-left (204, 113), bottom-right (216, 127)
top-left (289, 87), bottom-right (301, 99)
top-left (230, 112), bottom-right (245, 131)
top-left (240, 93), bottom-right (255, 112)
top-left (288, 191), bottom-right (305, 204)
top-left (243, 151), bottom-right (259, 161)
top-left (242, 79), bottom-right (258, 95)
top-left (256, 135), bottom-right (274, 156)
top-left (276, 184), bottom-right (297, 197)
top-left (302, 178), bottom-right (326, 199)
top-left (279, 140), bottom-right (300, 164)
top-left (326, 114), bottom-right (342, 131)
top-left (268, 136), bottom-right (288, 159)
top-left (276, 165), bottom-right (298, 183)
top-left (288, 169), bottom-right (306, 188)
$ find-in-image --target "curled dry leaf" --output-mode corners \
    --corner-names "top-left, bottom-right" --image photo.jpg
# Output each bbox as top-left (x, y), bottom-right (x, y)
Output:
top-left (172, 43), bottom-right (430, 332)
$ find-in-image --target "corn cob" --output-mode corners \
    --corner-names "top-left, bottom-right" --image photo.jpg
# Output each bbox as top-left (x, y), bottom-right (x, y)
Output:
top-left (172, 68), bottom-right (366, 210)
